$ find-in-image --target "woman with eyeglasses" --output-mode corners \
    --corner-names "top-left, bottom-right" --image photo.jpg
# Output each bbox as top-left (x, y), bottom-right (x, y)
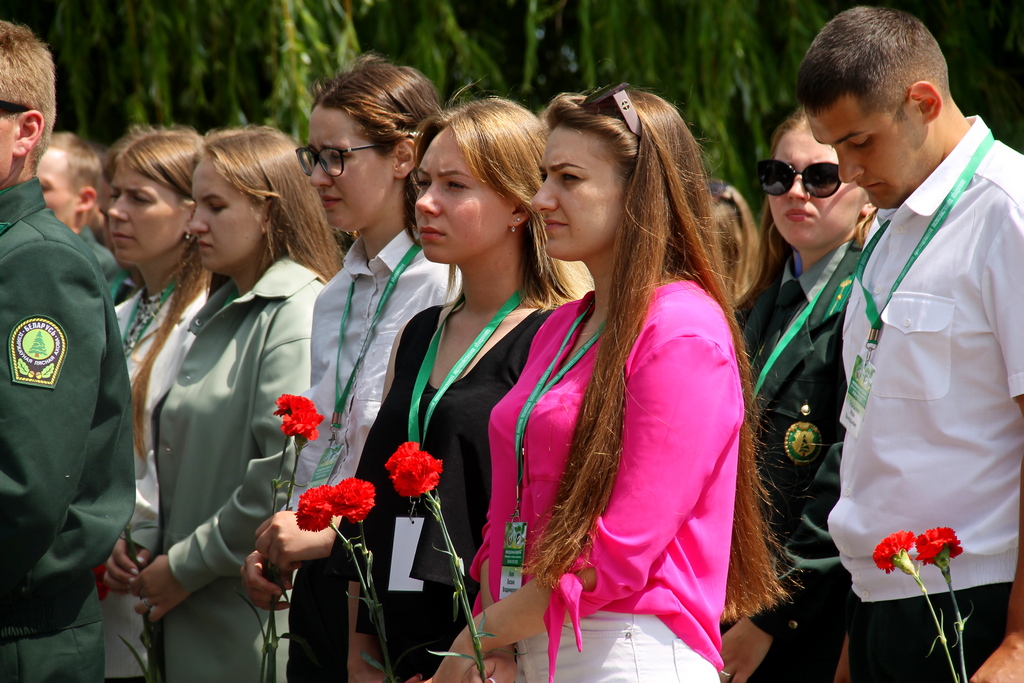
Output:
top-left (239, 54), bottom-right (449, 681)
top-left (721, 108), bottom-right (873, 683)
top-left (126, 125), bottom-right (340, 682)
top-left (431, 85), bottom-right (783, 683)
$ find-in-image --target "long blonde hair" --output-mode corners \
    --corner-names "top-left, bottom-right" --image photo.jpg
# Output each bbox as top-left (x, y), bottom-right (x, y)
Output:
top-left (200, 126), bottom-right (340, 292)
top-left (109, 126), bottom-right (208, 460)
top-left (415, 97), bottom-right (590, 308)
top-left (528, 90), bottom-right (784, 620)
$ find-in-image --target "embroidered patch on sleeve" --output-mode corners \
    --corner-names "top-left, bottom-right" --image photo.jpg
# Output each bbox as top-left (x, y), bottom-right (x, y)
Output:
top-left (9, 316), bottom-right (67, 388)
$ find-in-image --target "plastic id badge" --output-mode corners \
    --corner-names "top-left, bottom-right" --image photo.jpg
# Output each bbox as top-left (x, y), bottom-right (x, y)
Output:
top-left (389, 516), bottom-right (425, 592)
top-left (500, 521), bottom-right (527, 599)
top-left (308, 443), bottom-right (343, 489)
top-left (840, 354), bottom-right (875, 437)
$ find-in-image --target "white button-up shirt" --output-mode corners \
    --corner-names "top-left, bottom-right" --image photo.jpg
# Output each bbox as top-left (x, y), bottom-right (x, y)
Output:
top-left (831, 117), bottom-right (1024, 601)
top-left (289, 231), bottom-right (449, 505)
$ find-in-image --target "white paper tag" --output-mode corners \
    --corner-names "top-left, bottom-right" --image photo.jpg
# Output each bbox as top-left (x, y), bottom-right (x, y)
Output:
top-left (389, 517), bottom-right (424, 592)
top-left (500, 565), bottom-right (523, 598)
top-left (840, 353), bottom-right (875, 438)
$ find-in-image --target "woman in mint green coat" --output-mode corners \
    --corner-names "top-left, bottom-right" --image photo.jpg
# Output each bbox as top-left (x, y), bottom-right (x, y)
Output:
top-left (127, 126), bottom-right (341, 682)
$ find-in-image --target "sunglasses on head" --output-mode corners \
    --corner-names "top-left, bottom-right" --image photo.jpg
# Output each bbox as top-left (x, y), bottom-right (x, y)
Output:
top-left (582, 83), bottom-right (642, 138)
top-left (758, 159), bottom-right (841, 199)
top-left (0, 100), bottom-right (29, 113)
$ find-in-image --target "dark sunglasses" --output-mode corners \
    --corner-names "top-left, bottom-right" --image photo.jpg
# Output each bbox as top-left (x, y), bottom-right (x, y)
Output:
top-left (582, 83), bottom-right (641, 138)
top-left (758, 159), bottom-right (841, 199)
top-left (295, 144), bottom-right (384, 177)
top-left (0, 100), bottom-right (29, 113)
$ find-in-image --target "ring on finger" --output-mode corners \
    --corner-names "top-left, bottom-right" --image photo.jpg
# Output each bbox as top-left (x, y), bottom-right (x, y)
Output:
top-left (141, 597), bottom-right (152, 609)
top-left (720, 673), bottom-right (734, 680)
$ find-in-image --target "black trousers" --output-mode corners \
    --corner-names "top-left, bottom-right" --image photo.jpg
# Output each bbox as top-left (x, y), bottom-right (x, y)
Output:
top-left (847, 582), bottom-right (1011, 683)
top-left (287, 558), bottom-right (350, 683)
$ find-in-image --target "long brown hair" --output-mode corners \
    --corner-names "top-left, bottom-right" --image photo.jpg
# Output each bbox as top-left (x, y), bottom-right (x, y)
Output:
top-left (312, 53), bottom-right (441, 239)
top-left (110, 126), bottom-right (208, 460)
top-left (739, 109), bottom-right (873, 309)
top-left (415, 97), bottom-right (591, 309)
top-left (528, 90), bottom-right (784, 619)
top-left (200, 126), bottom-right (340, 291)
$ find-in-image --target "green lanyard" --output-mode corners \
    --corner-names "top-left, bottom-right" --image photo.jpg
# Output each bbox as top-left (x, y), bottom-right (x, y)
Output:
top-left (329, 244), bottom-right (421, 440)
top-left (122, 283), bottom-right (175, 350)
top-left (408, 291), bottom-right (523, 444)
top-left (0, 222), bottom-right (11, 239)
top-left (753, 283), bottom-right (827, 395)
top-left (856, 132), bottom-right (993, 354)
top-left (512, 301), bottom-right (602, 518)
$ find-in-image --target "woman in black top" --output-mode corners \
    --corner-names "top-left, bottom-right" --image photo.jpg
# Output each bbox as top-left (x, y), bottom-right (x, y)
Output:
top-left (334, 98), bottom-right (588, 682)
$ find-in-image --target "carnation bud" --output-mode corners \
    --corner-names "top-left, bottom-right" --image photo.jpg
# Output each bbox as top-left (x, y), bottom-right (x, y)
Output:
top-left (893, 549), bottom-right (917, 577)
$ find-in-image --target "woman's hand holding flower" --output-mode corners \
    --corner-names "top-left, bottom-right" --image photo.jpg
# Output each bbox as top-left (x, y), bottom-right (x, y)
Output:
top-left (131, 554), bottom-right (191, 622)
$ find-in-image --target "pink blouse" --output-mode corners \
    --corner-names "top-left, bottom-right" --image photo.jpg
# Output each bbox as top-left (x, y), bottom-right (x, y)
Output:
top-left (472, 281), bottom-right (743, 678)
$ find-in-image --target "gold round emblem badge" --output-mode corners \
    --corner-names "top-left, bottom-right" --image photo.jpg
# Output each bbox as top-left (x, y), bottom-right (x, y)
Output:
top-left (784, 421), bottom-right (822, 465)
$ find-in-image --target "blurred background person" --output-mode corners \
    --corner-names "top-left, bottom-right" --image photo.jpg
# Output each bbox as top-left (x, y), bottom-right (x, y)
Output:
top-left (37, 131), bottom-right (123, 288)
top-left (709, 178), bottom-right (759, 304)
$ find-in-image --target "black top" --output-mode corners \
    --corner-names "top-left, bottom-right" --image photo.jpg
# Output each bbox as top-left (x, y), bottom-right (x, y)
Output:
top-left (328, 304), bottom-right (549, 678)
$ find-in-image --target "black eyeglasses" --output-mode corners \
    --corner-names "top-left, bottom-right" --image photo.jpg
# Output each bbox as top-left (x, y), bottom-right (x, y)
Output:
top-left (758, 159), bottom-right (841, 199)
top-left (295, 144), bottom-right (384, 177)
top-left (582, 83), bottom-right (641, 138)
top-left (0, 100), bottom-right (29, 113)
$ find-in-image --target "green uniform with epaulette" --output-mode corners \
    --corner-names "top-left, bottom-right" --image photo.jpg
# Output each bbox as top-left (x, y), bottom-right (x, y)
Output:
top-left (0, 179), bottom-right (134, 683)
top-left (739, 241), bottom-right (860, 682)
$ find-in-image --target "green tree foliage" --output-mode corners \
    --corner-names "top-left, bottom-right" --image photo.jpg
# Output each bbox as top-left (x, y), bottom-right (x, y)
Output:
top-left (6, 0), bottom-right (1024, 201)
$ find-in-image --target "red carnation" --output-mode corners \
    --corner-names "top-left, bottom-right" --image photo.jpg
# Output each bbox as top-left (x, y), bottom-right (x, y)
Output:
top-left (873, 530), bottom-right (917, 575)
top-left (296, 485), bottom-right (336, 532)
top-left (328, 478), bottom-right (376, 523)
top-left (385, 442), bottom-right (443, 498)
top-left (93, 564), bottom-right (109, 601)
top-left (274, 394), bottom-right (324, 442)
top-left (915, 527), bottom-right (963, 568)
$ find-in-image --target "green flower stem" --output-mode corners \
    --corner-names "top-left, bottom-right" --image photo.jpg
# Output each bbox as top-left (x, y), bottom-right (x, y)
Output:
top-left (123, 525), bottom-right (163, 683)
top-left (284, 439), bottom-right (307, 511)
top-left (911, 572), bottom-right (960, 683)
top-left (424, 491), bottom-right (488, 683)
top-left (939, 565), bottom-right (969, 683)
top-left (331, 521), bottom-right (397, 683)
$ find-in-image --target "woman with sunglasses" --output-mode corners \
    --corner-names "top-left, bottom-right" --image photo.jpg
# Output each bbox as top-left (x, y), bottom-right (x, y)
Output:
top-left (431, 85), bottom-right (782, 683)
top-left (722, 108), bottom-right (873, 683)
top-left (239, 54), bottom-right (450, 681)
top-left (127, 125), bottom-right (340, 682)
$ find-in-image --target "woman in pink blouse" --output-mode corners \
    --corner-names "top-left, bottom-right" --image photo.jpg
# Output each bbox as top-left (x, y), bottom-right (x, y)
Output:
top-left (430, 86), bottom-right (783, 683)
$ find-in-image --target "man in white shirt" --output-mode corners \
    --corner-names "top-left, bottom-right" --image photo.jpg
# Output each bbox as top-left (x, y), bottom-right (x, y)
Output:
top-left (797, 7), bottom-right (1024, 682)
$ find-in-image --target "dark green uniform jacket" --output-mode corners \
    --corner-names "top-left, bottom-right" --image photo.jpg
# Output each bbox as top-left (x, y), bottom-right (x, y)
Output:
top-left (740, 242), bottom-right (860, 682)
top-left (0, 179), bottom-right (134, 639)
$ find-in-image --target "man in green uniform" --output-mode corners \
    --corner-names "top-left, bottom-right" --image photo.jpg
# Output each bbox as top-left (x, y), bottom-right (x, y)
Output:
top-left (0, 20), bottom-right (134, 683)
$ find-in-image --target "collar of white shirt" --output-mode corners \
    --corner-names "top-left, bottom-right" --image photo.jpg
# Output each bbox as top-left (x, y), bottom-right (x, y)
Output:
top-left (882, 116), bottom-right (990, 222)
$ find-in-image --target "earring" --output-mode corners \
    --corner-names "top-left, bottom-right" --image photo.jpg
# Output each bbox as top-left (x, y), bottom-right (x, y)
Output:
top-left (511, 216), bottom-right (523, 232)
top-left (183, 232), bottom-right (193, 241)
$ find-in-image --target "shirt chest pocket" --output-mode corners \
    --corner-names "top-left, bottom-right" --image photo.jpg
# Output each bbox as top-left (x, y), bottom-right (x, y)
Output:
top-left (874, 293), bottom-right (955, 400)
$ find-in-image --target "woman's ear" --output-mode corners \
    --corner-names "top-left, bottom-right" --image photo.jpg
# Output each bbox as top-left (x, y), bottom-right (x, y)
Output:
top-left (508, 204), bottom-right (530, 230)
top-left (392, 137), bottom-right (416, 180)
top-left (860, 201), bottom-right (875, 218)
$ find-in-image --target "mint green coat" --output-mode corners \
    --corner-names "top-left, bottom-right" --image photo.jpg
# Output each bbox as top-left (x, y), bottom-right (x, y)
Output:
top-left (145, 258), bottom-right (323, 682)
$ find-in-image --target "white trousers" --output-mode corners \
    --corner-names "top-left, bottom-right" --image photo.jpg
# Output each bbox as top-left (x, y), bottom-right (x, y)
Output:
top-left (515, 612), bottom-right (719, 683)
